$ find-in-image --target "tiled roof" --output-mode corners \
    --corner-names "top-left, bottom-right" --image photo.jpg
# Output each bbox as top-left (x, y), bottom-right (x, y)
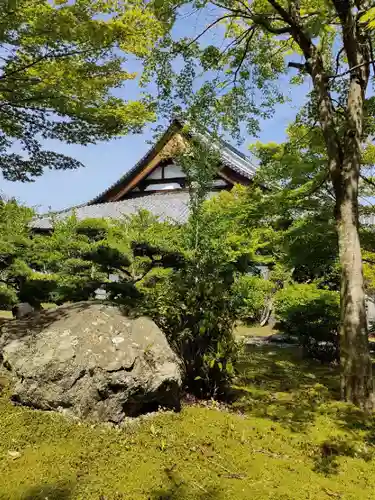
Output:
top-left (31, 118), bottom-right (257, 231)
top-left (31, 191), bottom-right (216, 230)
top-left (361, 214), bottom-right (375, 225)
top-left (89, 117), bottom-right (257, 205)
top-left (192, 127), bottom-right (257, 180)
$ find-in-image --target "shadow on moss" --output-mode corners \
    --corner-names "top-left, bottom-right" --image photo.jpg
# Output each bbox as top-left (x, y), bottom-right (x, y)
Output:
top-left (150, 469), bottom-right (222, 500)
top-left (232, 344), bottom-right (340, 431)
top-left (230, 343), bottom-right (375, 478)
top-left (18, 482), bottom-right (74, 500)
top-left (312, 438), bottom-right (374, 476)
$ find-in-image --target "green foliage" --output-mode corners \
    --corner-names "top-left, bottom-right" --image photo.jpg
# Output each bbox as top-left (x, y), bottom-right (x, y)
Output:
top-left (274, 284), bottom-right (340, 362)
top-left (252, 119), bottom-right (333, 210)
top-left (283, 215), bottom-right (340, 289)
top-left (0, 0), bottom-right (162, 181)
top-left (138, 221), bottom-right (246, 397)
top-left (144, 259), bottom-right (239, 398)
top-left (0, 284), bottom-right (18, 308)
top-left (360, 6), bottom-right (375, 30)
top-left (144, 0), bottom-right (375, 408)
top-left (30, 213), bottom-right (184, 305)
top-left (0, 203), bottom-right (184, 308)
top-left (232, 275), bottom-right (273, 323)
top-left (0, 199), bottom-right (34, 309)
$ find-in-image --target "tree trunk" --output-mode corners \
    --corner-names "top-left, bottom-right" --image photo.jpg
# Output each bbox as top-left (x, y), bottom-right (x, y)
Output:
top-left (252, 0), bottom-right (375, 408)
top-left (335, 170), bottom-right (374, 410)
top-left (311, 69), bottom-right (375, 409)
top-left (333, 5), bottom-right (374, 408)
top-left (307, 25), bottom-right (374, 409)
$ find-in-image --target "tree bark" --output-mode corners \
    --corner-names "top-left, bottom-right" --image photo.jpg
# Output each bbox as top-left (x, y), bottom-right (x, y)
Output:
top-left (306, 54), bottom-right (373, 410)
top-left (333, 0), bottom-right (374, 409)
top-left (333, 70), bottom-right (374, 410)
top-left (334, 162), bottom-right (374, 410)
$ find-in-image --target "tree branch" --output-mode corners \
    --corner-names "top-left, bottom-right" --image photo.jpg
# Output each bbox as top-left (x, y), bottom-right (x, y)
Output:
top-left (0, 45), bottom-right (107, 82)
top-left (211, 1), bottom-right (252, 19)
top-left (335, 47), bottom-right (345, 76)
top-left (369, 37), bottom-right (375, 77)
top-left (331, 0), bottom-right (351, 22)
top-left (331, 0), bottom-right (371, 81)
top-left (236, 0), bottom-right (253, 16)
top-left (288, 172), bottom-right (330, 201)
top-left (132, 263), bottom-right (155, 284)
top-left (251, 14), bottom-right (291, 34)
top-left (266, 0), bottom-right (313, 57)
top-left (328, 60), bottom-right (375, 79)
top-left (185, 13), bottom-right (247, 49)
top-left (221, 28), bottom-right (253, 55)
top-left (288, 61), bottom-right (310, 73)
top-left (0, 278), bottom-right (18, 290)
top-left (119, 267), bottom-right (133, 279)
top-left (233, 28), bottom-right (255, 84)
top-left (360, 173), bottom-right (375, 189)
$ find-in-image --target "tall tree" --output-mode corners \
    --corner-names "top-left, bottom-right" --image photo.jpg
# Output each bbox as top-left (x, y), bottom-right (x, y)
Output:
top-left (0, 0), bottom-right (162, 181)
top-left (145, 0), bottom-right (375, 409)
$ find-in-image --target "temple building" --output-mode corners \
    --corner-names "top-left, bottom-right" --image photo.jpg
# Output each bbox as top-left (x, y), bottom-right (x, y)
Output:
top-left (32, 117), bottom-right (257, 231)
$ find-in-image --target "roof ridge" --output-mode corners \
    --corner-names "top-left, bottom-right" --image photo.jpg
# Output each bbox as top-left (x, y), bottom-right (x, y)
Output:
top-left (31, 190), bottom-right (196, 230)
top-left (92, 189), bottom-right (192, 207)
top-left (34, 201), bottom-right (89, 219)
top-left (182, 121), bottom-right (257, 177)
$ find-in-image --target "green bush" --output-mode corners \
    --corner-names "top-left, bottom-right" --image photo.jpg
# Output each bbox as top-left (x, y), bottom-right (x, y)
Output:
top-left (139, 258), bottom-right (239, 400)
top-left (0, 284), bottom-right (18, 309)
top-left (274, 283), bottom-right (340, 362)
top-left (232, 275), bottom-right (273, 323)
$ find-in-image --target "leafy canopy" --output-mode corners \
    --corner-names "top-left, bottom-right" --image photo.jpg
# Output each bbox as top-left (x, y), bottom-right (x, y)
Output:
top-left (146, 0), bottom-right (375, 135)
top-left (0, 0), bottom-right (163, 181)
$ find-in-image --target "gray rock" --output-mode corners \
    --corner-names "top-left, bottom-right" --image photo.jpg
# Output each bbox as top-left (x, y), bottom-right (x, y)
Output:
top-left (0, 302), bottom-right (182, 423)
top-left (11, 302), bottom-right (35, 319)
top-left (267, 333), bottom-right (298, 344)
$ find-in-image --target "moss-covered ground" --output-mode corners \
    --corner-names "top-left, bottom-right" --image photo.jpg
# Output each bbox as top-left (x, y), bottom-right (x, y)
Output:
top-left (234, 323), bottom-right (276, 338)
top-left (1, 344), bottom-right (375, 499)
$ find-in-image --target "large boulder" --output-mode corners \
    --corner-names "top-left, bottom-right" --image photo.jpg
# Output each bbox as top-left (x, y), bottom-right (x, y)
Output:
top-left (0, 302), bottom-right (182, 423)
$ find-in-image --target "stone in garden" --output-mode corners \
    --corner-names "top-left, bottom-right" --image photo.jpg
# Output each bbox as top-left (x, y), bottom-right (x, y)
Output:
top-left (11, 302), bottom-right (35, 319)
top-left (0, 302), bottom-right (182, 423)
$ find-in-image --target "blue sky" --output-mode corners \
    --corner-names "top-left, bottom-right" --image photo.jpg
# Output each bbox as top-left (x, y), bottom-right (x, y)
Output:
top-left (1, 7), bottom-right (312, 213)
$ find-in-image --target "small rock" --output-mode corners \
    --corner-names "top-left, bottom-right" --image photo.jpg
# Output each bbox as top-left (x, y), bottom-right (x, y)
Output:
top-left (11, 303), bottom-right (35, 319)
top-left (8, 450), bottom-right (21, 460)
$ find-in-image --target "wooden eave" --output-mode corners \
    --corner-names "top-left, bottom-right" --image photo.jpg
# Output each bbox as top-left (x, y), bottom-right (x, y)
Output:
top-left (89, 121), bottom-right (183, 205)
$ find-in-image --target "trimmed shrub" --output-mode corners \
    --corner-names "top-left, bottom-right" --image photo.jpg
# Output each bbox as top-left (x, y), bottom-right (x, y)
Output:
top-left (232, 275), bottom-right (273, 323)
top-left (0, 284), bottom-right (18, 310)
top-left (274, 283), bottom-right (340, 362)
top-left (139, 261), bottom-right (239, 400)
